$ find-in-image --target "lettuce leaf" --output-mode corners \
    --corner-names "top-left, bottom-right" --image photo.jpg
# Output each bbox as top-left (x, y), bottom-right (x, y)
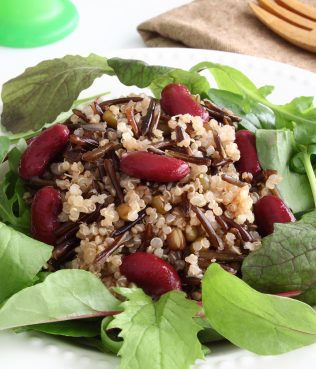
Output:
top-left (110, 288), bottom-right (204, 369)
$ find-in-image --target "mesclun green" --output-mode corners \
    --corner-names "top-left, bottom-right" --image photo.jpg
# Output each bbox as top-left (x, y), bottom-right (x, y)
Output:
top-left (109, 288), bottom-right (204, 369)
top-left (1, 54), bottom-right (113, 134)
top-left (255, 129), bottom-right (314, 213)
top-left (0, 222), bottom-right (52, 303)
top-left (242, 210), bottom-right (316, 300)
top-left (0, 139), bottom-right (30, 232)
top-left (203, 263), bottom-right (316, 355)
top-left (0, 270), bottom-right (119, 330)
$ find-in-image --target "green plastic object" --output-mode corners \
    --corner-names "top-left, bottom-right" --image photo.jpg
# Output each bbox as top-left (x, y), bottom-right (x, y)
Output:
top-left (0, 0), bottom-right (79, 48)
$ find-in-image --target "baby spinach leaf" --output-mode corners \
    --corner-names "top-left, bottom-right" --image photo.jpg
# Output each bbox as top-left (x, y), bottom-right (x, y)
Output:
top-left (203, 263), bottom-right (316, 355)
top-left (16, 319), bottom-right (101, 338)
top-left (1, 54), bottom-right (113, 134)
top-left (0, 222), bottom-right (52, 304)
top-left (256, 129), bottom-right (314, 213)
top-left (108, 58), bottom-right (210, 97)
top-left (207, 89), bottom-right (275, 132)
top-left (242, 210), bottom-right (316, 297)
top-left (0, 270), bottom-right (120, 330)
top-left (0, 137), bottom-right (10, 164)
top-left (110, 288), bottom-right (204, 369)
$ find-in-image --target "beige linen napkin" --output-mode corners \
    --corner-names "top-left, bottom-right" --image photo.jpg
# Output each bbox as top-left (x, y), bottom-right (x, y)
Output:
top-left (138, 0), bottom-right (316, 72)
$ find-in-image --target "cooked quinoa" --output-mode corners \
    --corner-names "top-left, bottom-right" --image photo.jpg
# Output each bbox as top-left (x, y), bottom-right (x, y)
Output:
top-left (27, 93), bottom-right (281, 299)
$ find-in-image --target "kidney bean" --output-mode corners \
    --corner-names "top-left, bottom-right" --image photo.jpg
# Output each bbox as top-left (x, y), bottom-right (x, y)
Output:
top-left (31, 186), bottom-right (62, 245)
top-left (235, 130), bottom-right (261, 176)
top-left (120, 151), bottom-right (190, 182)
top-left (120, 252), bottom-right (182, 297)
top-left (254, 195), bottom-right (295, 236)
top-left (19, 124), bottom-right (70, 180)
top-left (160, 83), bottom-right (209, 121)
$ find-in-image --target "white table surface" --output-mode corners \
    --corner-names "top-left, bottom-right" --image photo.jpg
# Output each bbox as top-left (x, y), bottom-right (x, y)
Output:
top-left (0, 0), bottom-right (190, 85)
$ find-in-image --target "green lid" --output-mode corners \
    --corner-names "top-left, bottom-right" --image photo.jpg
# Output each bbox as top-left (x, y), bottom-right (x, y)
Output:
top-left (0, 0), bottom-right (79, 48)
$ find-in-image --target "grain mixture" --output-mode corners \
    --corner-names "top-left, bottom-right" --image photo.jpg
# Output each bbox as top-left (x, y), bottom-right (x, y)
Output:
top-left (29, 94), bottom-right (281, 299)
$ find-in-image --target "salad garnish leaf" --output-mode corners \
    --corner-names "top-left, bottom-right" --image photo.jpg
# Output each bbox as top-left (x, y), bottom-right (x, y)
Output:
top-left (1, 54), bottom-right (113, 134)
top-left (255, 129), bottom-right (314, 213)
top-left (0, 222), bottom-right (52, 304)
top-left (207, 89), bottom-right (275, 132)
top-left (242, 210), bottom-right (316, 297)
top-left (108, 58), bottom-right (210, 97)
top-left (100, 316), bottom-right (123, 354)
top-left (203, 263), bottom-right (316, 355)
top-left (0, 137), bottom-right (10, 163)
top-left (109, 288), bottom-right (204, 369)
top-left (16, 319), bottom-right (101, 338)
top-left (0, 269), bottom-right (120, 330)
top-left (0, 139), bottom-right (30, 232)
top-left (192, 62), bottom-right (316, 135)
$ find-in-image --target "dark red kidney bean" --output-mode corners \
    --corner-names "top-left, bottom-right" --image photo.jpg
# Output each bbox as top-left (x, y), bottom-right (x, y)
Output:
top-left (19, 124), bottom-right (70, 180)
top-left (254, 195), bottom-right (295, 236)
top-left (160, 83), bottom-right (209, 121)
top-left (31, 186), bottom-right (62, 245)
top-left (120, 252), bottom-right (182, 297)
top-left (235, 130), bottom-right (261, 176)
top-left (120, 151), bottom-right (190, 182)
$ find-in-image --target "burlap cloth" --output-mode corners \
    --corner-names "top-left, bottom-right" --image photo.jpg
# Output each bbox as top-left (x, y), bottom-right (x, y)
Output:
top-left (137, 0), bottom-right (316, 72)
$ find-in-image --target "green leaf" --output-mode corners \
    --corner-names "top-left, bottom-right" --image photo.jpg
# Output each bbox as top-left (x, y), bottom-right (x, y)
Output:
top-left (195, 317), bottom-right (223, 344)
top-left (0, 269), bottom-right (120, 330)
top-left (257, 85), bottom-right (274, 98)
top-left (256, 129), bottom-right (314, 213)
top-left (242, 210), bottom-right (316, 296)
top-left (16, 319), bottom-right (101, 338)
top-left (193, 61), bottom-right (316, 144)
top-left (110, 288), bottom-right (204, 369)
top-left (0, 222), bottom-right (52, 304)
top-left (108, 58), bottom-right (210, 98)
top-left (207, 89), bottom-right (275, 132)
top-left (150, 69), bottom-right (210, 98)
top-left (202, 263), bottom-right (316, 355)
top-left (1, 54), bottom-right (113, 134)
top-left (108, 58), bottom-right (173, 88)
top-left (0, 137), bottom-right (10, 164)
top-left (0, 164), bottom-right (31, 232)
top-left (100, 316), bottom-right (123, 354)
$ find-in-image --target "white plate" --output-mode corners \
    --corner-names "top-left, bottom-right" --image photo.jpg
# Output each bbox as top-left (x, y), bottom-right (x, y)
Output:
top-left (0, 48), bottom-right (316, 369)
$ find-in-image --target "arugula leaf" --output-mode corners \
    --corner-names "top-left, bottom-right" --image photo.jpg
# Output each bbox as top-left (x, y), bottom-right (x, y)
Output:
top-left (110, 288), bottom-right (204, 369)
top-left (0, 139), bottom-right (30, 231)
top-left (1, 54), bottom-right (113, 134)
top-left (256, 129), bottom-right (314, 213)
top-left (0, 269), bottom-right (120, 330)
top-left (0, 137), bottom-right (10, 163)
top-left (16, 320), bottom-right (101, 338)
top-left (108, 58), bottom-right (210, 97)
top-left (242, 210), bottom-right (316, 297)
top-left (203, 263), bottom-right (316, 355)
top-left (192, 61), bottom-right (316, 143)
top-left (0, 222), bottom-right (52, 304)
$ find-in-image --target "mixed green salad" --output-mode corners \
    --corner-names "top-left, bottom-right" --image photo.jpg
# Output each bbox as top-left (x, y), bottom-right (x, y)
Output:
top-left (0, 54), bottom-right (316, 369)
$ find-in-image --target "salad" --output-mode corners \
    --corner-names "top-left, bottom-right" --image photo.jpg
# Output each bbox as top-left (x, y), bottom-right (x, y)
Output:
top-left (0, 55), bottom-right (316, 369)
